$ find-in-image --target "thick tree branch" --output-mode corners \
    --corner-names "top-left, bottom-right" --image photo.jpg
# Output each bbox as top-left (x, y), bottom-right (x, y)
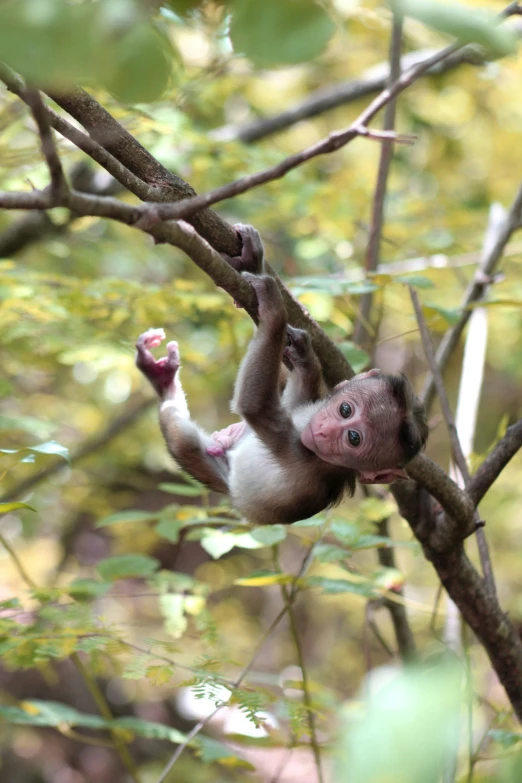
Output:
top-left (468, 418), bottom-right (522, 506)
top-left (404, 454), bottom-right (474, 527)
top-left (45, 85), bottom-right (242, 257)
top-left (391, 484), bottom-right (522, 722)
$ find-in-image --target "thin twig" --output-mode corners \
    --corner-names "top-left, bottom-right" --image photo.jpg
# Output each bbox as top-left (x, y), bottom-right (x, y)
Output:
top-left (1, 397), bottom-right (153, 503)
top-left (409, 287), bottom-right (496, 597)
top-left (353, 16), bottom-right (403, 349)
top-left (23, 88), bottom-right (67, 201)
top-left (155, 540), bottom-right (319, 783)
top-left (220, 2), bottom-right (522, 144)
top-left (0, 63), bottom-right (152, 202)
top-left (468, 418), bottom-right (522, 506)
top-left (275, 548), bottom-right (324, 783)
top-left (422, 181), bottom-right (522, 412)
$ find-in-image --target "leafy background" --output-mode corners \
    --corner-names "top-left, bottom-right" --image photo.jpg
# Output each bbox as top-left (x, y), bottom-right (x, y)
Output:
top-left (0, 0), bottom-right (522, 781)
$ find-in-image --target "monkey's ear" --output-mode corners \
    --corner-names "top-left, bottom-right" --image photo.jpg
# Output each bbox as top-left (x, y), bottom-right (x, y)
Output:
top-left (358, 467), bottom-right (409, 485)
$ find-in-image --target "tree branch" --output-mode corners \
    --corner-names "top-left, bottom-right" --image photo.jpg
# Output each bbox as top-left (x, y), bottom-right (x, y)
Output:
top-left (0, 163), bottom-right (122, 258)
top-left (422, 180), bottom-right (522, 411)
top-left (23, 88), bottom-right (66, 200)
top-left (217, 3), bottom-right (522, 143)
top-left (409, 287), bottom-right (495, 595)
top-left (468, 418), bottom-right (522, 506)
top-left (353, 16), bottom-right (403, 349)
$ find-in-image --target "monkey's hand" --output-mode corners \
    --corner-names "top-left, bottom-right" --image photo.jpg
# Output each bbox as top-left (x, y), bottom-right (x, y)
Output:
top-left (136, 328), bottom-right (180, 400)
top-left (222, 223), bottom-right (265, 275)
top-left (242, 272), bottom-right (286, 330)
top-left (284, 325), bottom-right (314, 369)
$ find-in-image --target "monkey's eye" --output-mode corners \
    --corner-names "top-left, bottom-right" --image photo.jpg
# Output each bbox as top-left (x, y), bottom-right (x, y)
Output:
top-left (339, 402), bottom-right (352, 418)
top-left (348, 431), bottom-right (361, 447)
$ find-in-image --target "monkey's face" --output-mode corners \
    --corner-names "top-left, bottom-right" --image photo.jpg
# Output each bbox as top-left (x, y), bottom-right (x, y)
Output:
top-left (300, 377), bottom-right (409, 483)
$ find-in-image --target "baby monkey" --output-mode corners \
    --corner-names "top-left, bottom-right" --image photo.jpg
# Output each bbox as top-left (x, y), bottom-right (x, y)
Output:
top-left (136, 224), bottom-right (428, 525)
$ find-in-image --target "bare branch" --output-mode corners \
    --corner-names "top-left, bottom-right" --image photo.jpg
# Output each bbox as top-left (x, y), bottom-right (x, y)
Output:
top-left (353, 16), bottom-right (403, 349)
top-left (217, 3), bottom-right (522, 144)
top-left (1, 398), bottom-right (153, 503)
top-left (468, 419), bottom-right (522, 506)
top-left (0, 164), bottom-right (122, 257)
top-left (23, 88), bottom-right (66, 200)
top-left (409, 287), bottom-right (495, 594)
top-left (0, 63), bottom-right (151, 203)
top-left (422, 181), bottom-right (522, 411)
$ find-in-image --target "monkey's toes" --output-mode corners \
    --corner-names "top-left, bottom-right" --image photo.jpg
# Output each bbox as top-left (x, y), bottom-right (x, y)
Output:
top-left (166, 340), bottom-right (180, 366)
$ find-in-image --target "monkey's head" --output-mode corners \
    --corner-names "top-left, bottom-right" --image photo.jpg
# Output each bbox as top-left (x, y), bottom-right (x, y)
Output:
top-left (300, 369), bottom-right (428, 485)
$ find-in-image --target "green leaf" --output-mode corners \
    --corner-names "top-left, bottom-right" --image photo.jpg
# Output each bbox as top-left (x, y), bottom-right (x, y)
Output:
top-left (352, 535), bottom-right (392, 550)
top-left (159, 594), bottom-right (187, 638)
top-left (158, 482), bottom-right (206, 497)
top-left (103, 24), bottom-right (175, 104)
top-left (198, 735), bottom-right (254, 768)
top-left (229, 0), bottom-right (336, 67)
top-left (97, 554), bottom-right (160, 581)
top-left (422, 304), bottom-right (461, 326)
top-left (67, 579), bottom-right (111, 601)
top-left (305, 576), bottom-right (374, 597)
top-left (337, 342), bottom-right (370, 374)
top-left (155, 519), bottom-right (184, 544)
top-left (395, 274), bottom-right (435, 289)
top-left (96, 510), bottom-right (160, 528)
top-left (250, 525), bottom-right (287, 546)
top-left (113, 716), bottom-right (186, 744)
top-left (0, 501), bottom-right (35, 514)
top-left (336, 661), bottom-right (463, 783)
top-left (358, 497), bottom-right (397, 522)
top-left (0, 701), bottom-right (108, 729)
top-left (313, 543), bottom-right (351, 563)
top-left (29, 440), bottom-right (70, 463)
top-left (488, 729), bottom-right (522, 748)
top-left (235, 570), bottom-right (294, 586)
top-left (331, 520), bottom-right (359, 546)
top-left (391, 0), bottom-right (517, 58)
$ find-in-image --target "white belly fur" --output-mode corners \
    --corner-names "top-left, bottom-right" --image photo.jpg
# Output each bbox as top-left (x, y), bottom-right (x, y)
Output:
top-left (226, 402), bottom-right (321, 522)
top-left (228, 432), bottom-right (289, 517)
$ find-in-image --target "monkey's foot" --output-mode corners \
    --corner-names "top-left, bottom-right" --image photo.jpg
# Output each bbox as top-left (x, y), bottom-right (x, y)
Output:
top-left (284, 325), bottom-right (313, 368)
top-left (206, 421), bottom-right (248, 457)
top-left (242, 272), bottom-right (286, 326)
top-left (136, 329), bottom-right (180, 398)
top-left (222, 223), bottom-right (264, 275)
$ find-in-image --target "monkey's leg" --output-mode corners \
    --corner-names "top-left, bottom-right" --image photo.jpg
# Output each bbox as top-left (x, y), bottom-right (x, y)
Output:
top-left (136, 330), bottom-right (229, 494)
top-left (282, 325), bottom-right (328, 407)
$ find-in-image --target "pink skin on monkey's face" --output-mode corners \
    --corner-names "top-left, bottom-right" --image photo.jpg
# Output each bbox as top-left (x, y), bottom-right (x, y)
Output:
top-left (300, 377), bottom-right (409, 484)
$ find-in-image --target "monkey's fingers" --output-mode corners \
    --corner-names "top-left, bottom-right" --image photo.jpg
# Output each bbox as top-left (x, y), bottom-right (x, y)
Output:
top-left (136, 328), bottom-right (166, 351)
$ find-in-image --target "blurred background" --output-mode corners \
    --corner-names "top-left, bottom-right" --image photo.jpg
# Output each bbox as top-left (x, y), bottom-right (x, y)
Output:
top-left (0, 0), bottom-right (521, 780)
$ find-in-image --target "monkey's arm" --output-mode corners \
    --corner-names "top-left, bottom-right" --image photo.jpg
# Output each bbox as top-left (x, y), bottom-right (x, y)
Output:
top-left (232, 275), bottom-right (300, 455)
top-left (136, 329), bottom-right (229, 494)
